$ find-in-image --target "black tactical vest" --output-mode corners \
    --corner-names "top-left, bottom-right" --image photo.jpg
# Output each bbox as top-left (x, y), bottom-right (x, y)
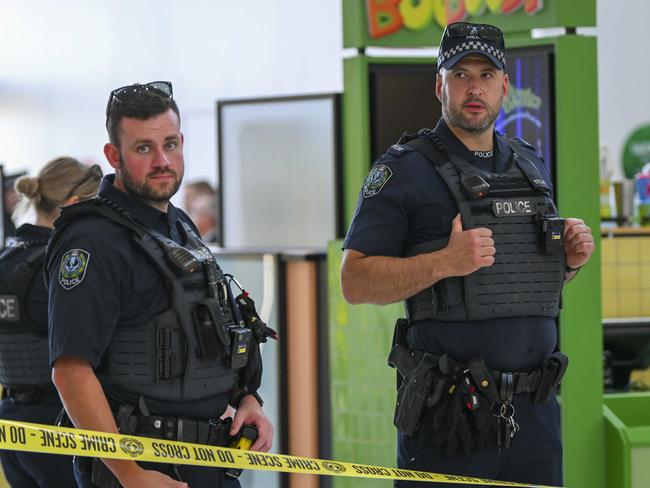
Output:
top-left (404, 134), bottom-right (565, 322)
top-left (0, 237), bottom-right (52, 387)
top-left (47, 198), bottom-right (243, 402)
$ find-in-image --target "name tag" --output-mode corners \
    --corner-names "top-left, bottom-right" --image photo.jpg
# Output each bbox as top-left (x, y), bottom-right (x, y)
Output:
top-left (0, 295), bottom-right (19, 321)
top-left (492, 198), bottom-right (534, 217)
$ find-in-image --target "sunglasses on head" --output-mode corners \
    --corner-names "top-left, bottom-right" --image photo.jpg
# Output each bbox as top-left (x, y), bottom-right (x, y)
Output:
top-left (105, 81), bottom-right (173, 118)
top-left (444, 22), bottom-right (504, 43)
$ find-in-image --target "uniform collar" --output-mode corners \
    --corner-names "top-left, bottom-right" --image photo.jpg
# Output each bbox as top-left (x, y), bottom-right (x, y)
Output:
top-left (14, 223), bottom-right (52, 240)
top-left (433, 118), bottom-right (512, 173)
top-left (98, 174), bottom-right (182, 233)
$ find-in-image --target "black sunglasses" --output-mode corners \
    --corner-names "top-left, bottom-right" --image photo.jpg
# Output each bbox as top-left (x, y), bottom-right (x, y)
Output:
top-left (444, 22), bottom-right (504, 43)
top-left (105, 81), bottom-right (173, 118)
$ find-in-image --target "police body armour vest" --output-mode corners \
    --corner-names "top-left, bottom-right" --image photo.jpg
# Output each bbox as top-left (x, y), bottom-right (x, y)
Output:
top-left (0, 238), bottom-right (52, 387)
top-left (47, 198), bottom-right (241, 402)
top-left (404, 135), bottom-right (565, 321)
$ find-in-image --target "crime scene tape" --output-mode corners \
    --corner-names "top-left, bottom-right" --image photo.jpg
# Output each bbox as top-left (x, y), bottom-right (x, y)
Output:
top-left (0, 419), bottom-right (560, 487)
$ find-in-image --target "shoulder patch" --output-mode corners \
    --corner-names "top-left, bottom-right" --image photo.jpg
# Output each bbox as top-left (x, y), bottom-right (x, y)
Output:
top-left (363, 164), bottom-right (393, 198)
top-left (59, 249), bottom-right (91, 290)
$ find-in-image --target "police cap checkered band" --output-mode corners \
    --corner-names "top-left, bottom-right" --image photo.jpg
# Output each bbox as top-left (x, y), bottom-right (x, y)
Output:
top-left (437, 22), bottom-right (506, 71)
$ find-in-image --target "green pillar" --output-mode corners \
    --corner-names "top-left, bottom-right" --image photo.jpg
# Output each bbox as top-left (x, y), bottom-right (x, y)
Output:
top-left (555, 34), bottom-right (605, 488)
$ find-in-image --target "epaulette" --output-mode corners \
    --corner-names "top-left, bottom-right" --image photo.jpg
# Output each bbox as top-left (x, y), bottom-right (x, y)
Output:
top-left (510, 137), bottom-right (537, 154)
top-left (386, 143), bottom-right (414, 158)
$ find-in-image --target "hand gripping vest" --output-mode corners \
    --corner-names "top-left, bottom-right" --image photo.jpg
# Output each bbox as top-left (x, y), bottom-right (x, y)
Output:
top-left (47, 198), bottom-right (244, 402)
top-left (404, 134), bottom-right (565, 321)
top-left (0, 238), bottom-right (52, 387)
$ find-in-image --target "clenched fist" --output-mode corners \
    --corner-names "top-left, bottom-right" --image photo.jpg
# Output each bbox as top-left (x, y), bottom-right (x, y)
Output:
top-left (441, 214), bottom-right (496, 277)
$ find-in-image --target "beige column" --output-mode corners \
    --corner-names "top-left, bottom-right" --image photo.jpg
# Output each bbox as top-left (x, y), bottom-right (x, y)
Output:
top-left (285, 260), bottom-right (319, 488)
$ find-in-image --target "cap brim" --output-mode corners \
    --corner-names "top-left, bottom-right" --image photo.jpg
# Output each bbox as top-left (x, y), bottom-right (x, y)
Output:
top-left (439, 50), bottom-right (504, 71)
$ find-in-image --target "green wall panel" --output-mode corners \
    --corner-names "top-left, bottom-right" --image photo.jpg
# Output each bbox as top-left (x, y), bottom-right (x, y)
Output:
top-left (328, 241), bottom-right (401, 488)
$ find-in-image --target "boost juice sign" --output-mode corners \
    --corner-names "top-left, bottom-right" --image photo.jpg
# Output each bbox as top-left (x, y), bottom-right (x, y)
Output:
top-left (367, 0), bottom-right (544, 39)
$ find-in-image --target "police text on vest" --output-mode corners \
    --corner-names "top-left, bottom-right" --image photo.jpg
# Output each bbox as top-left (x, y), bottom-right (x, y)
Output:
top-left (492, 199), bottom-right (534, 217)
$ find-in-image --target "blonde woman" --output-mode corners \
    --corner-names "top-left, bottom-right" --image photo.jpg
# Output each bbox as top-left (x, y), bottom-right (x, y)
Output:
top-left (0, 157), bottom-right (101, 487)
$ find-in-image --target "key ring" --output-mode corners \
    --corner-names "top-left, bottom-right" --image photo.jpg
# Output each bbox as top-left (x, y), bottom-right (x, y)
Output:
top-left (500, 402), bottom-right (515, 419)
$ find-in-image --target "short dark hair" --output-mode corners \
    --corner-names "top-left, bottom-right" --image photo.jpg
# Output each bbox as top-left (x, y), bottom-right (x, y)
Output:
top-left (106, 91), bottom-right (180, 147)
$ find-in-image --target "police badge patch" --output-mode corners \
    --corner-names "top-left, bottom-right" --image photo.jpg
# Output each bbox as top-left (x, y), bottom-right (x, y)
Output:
top-left (59, 249), bottom-right (90, 290)
top-left (362, 164), bottom-right (393, 198)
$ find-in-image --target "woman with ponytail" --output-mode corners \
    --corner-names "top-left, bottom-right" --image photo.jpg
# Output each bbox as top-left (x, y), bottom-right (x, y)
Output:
top-left (0, 157), bottom-right (101, 487)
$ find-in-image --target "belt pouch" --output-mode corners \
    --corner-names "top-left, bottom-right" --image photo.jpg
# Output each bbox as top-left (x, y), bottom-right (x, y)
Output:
top-left (467, 357), bottom-right (499, 403)
top-left (534, 352), bottom-right (569, 405)
top-left (208, 418), bottom-right (233, 447)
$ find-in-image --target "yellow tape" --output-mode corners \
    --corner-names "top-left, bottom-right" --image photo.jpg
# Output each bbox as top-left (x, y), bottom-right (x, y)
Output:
top-left (0, 420), bottom-right (558, 487)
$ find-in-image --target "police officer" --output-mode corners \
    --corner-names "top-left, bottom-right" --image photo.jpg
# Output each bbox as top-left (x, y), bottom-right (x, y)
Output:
top-left (0, 157), bottom-right (102, 487)
top-left (47, 82), bottom-right (274, 488)
top-left (340, 23), bottom-right (595, 487)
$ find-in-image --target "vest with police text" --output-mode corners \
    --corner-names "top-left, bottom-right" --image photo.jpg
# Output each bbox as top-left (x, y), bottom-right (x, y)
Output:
top-left (404, 135), bottom-right (565, 321)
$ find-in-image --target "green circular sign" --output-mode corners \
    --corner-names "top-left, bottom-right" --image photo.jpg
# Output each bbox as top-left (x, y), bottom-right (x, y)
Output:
top-left (623, 124), bottom-right (650, 178)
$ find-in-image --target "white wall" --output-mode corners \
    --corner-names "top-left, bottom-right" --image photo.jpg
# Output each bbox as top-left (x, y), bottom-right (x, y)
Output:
top-left (0, 0), bottom-right (343, 198)
top-left (596, 0), bottom-right (650, 179)
top-left (1, 0), bottom-right (648, 187)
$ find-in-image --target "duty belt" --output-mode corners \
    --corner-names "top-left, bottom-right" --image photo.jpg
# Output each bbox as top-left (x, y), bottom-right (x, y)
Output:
top-left (389, 341), bottom-right (568, 455)
top-left (440, 354), bottom-right (545, 396)
top-left (390, 346), bottom-right (568, 403)
top-left (76, 403), bottom-right (234, 488)
top-left (113, 403), bottom-right (231, 447)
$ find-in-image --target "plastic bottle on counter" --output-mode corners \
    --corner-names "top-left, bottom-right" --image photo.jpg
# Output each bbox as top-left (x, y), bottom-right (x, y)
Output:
top-left (635, 163), bottom-right (650, 226)
top-left (599, 145), bottom-right (615, 221)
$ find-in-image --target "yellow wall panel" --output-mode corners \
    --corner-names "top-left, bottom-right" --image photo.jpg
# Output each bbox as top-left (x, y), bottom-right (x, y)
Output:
top-left (601, 236), bottom-right (650, 318)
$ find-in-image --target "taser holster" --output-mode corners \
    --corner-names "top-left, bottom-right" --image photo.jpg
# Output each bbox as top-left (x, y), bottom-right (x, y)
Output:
top-left (388, 319), bottom-right (444, 436)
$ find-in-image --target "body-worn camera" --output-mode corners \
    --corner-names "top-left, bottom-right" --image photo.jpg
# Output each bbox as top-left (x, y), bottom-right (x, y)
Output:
top-left (229, 327), bottom-right (251, 369)
top-left (537, 216), bottom-right (564, 254)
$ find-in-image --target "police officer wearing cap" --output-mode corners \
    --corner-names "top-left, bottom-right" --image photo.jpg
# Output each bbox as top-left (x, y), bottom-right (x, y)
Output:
top-left (341, 23), bottom-right (595, 487)
top-left (0, 157), bottom-right (102, 487)
top-left (47, 82), bottom-right (274, 488)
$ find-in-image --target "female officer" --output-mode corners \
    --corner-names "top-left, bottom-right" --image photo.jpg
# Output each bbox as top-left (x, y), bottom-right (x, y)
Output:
top-left (0, 157), bottom-right (102, 487)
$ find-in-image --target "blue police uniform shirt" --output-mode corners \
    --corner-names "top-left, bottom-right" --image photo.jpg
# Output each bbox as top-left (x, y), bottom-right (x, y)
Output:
top-left (47, 174), bottom-right (229, 419)
top-left (343, 118), bottom-right (557, 371)
top-left (0, 224), bottom-right (51, 332)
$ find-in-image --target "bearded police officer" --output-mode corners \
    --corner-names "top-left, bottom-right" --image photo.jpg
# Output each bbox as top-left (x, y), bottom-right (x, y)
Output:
top-left (340, 23), bottom-right (594, 487)
top-left (47, 82), bottom-right (274, 488)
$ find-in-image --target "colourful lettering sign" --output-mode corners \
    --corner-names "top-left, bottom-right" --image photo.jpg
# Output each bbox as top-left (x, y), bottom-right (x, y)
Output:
top-left (366, 0), bottom-right (544, 39)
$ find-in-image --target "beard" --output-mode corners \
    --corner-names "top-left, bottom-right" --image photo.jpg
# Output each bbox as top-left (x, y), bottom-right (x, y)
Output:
top-left (119, 155), bottom-right (182, 206)
top-left (442, 91), bottom-right (503, 134)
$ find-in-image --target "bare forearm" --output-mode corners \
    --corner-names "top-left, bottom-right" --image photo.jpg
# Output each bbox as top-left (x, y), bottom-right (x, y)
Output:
top-left (55, 367), bottom-right (116, 433)
top-left (53, 359), bottom-right (140, 481)
top-left (341, 251), bottom-right (449, 305)
top-left (341, 217), bottom-right (497, 305)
